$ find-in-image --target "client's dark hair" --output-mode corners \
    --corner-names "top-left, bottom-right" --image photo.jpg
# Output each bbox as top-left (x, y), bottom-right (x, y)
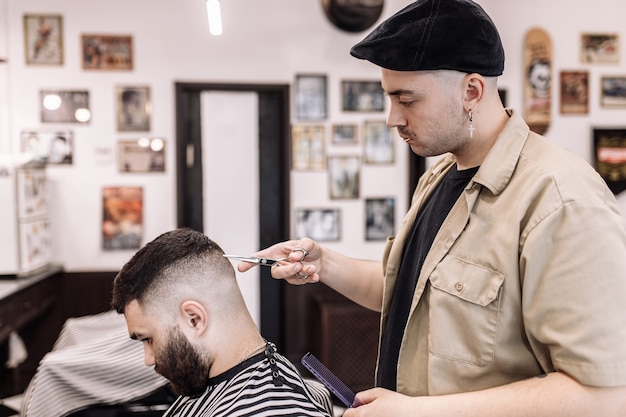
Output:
top-left (111, 227), bottom-right (225, 313)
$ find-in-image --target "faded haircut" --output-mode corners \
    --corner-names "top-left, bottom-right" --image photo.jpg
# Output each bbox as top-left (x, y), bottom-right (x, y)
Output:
top-left (111, 227), bottom-right (231, 314)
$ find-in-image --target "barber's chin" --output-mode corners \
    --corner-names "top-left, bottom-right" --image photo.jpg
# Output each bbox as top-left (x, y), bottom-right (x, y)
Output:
top-left (409, 143), bottom-right (425, 156)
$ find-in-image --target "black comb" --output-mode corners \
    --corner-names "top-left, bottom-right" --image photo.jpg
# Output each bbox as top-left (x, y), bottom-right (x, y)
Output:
top-left (301, 352), bottom-right (356, 408)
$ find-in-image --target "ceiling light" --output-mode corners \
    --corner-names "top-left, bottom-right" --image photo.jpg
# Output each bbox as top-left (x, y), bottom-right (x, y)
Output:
top-left (206, 0), bottom-right (223, 36)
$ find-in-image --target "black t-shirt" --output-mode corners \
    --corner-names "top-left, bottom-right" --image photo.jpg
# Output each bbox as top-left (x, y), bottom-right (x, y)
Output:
top-left (377, 164), bottom-right (479, 390)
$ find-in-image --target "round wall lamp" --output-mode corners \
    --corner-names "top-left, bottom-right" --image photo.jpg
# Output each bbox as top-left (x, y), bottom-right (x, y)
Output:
top-left (321, 0), bottom-right (384, 33)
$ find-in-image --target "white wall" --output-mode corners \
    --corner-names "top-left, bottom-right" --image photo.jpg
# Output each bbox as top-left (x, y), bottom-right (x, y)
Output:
top-left (1, 0), bottom-right (625, 287)
top-left (480, 0), bottom-right (626, 213)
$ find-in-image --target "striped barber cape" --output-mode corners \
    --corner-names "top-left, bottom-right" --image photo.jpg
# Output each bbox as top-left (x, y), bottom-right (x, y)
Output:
top-left (163, 344), bottom-right (334, 417)
top-left (21, 310), bottom-right (170, 417)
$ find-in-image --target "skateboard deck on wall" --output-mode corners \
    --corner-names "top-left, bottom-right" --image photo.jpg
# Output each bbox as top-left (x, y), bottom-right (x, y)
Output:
top-left (524, 27), bottom-right (552, 135)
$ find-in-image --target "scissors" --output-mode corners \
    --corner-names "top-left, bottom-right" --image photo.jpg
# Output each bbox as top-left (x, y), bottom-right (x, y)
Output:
top-left (223, 247), bottom-right (309, 279)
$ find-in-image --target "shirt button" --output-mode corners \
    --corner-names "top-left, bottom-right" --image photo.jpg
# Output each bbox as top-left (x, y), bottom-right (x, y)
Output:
top-left (455, 282), bottom-right (464, 291)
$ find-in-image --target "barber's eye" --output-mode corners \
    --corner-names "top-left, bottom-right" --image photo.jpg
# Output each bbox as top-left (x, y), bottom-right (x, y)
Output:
top-left (396, 96), bottom-right (415, 106)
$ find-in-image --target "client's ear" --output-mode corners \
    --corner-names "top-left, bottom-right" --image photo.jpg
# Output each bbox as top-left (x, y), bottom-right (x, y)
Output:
top-left (180, 300), bottom-right (208, 335)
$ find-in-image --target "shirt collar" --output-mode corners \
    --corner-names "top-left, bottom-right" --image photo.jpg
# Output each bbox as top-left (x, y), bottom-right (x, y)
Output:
top-left (472, 108), bottom-right (530, 195)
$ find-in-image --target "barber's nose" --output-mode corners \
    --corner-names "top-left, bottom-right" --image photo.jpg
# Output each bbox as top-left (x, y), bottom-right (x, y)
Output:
top-left (386, 102), bottom-right (406, 129)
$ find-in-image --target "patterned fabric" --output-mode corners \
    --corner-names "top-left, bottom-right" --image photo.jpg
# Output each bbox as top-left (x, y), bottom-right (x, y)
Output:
top-left (21, 310), bottom-right (169, 417)
top-left (164, 343), bottom-right (333, 417)
top-left (21, 311), bottom-right (333, 417)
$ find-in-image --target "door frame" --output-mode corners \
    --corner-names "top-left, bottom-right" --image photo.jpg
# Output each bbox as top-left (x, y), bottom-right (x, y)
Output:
top-left (175, 82), bottom-right (290, 347)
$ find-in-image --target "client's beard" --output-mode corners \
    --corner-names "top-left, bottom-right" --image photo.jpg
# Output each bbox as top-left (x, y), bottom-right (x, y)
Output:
top-left (156, 326), bottom-right (211, 397)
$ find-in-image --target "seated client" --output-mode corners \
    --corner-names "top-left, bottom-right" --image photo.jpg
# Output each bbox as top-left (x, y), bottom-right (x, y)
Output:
top-left (111, 227), bottom-right (333, 417)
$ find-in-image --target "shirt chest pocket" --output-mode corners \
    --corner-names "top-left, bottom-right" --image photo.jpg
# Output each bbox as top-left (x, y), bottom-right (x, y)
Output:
top-left (427, 257), bottom-right (504, 366)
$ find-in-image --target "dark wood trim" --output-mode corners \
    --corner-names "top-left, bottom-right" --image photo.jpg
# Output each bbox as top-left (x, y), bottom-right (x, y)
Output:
top-left (175, 82), bottom-right (291, 348)
top-left (60, 271), bottom-right (118, 318)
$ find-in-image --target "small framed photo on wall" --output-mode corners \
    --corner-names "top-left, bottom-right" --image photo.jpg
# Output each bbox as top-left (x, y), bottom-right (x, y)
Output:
top-left (341, 80), bottom-right (385, 112)
top-left (116, 86), bottom-right (151, 131)
top-left (294, 208), bottom-right (341, 242)
top-left (593, 128), bottom-right (626, 195)
top-left (102, 186), bottom-right (143, 250)
top-left (363, 120), bottom-right (394, 164)
top-left (40, 90), bottom-right (91, 123)
top-left (331, 124), bottom-right (358, 145)
top-left (328, 155), bottom-right (360, 199)
top-left (295, 74), bottom-right (327, 121)
top-left (23, 14), bottom-right (64, 65)
top-left (118, 138), bottom-right (165, 173)
top-left (600, 76), bottom-right (626, 108)
top-left (365, 197), bottom-right (395, 241)
top-left (291, 125), bottom-right (326, 171)
top-left (560, 70), bottom-right (589, 114)
top-left (82, 34), bottom-right (133, 70)
top-left (580, 33), bottom-right (619, 64)
top-left (20, 130), bottom-right (74, 165)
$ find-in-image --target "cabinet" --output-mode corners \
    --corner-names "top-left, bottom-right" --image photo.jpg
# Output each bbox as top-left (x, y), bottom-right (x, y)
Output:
top-left (283, 282), bottom-right (380, 396)
top-left (0, 160), bottom-right (51, 276)
top-left (0, 267), bottom-right (62, 398)
top-left (311, 296), bottom-right (379, 393)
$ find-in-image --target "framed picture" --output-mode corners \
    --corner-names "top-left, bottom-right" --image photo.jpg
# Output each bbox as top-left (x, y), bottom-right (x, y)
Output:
top-left (118, 138), bottom-right (165, 173)
top-left (291, 125), bottom-right (326, 170)
top-left (116, 86), bottom-right (151, 131)
top-left (102, 186), bottom-right (143, 250)
top-left (40, 90), bottom-right (91, 123)
top-left (600, 76), bottom-right (626, 108)
top-left (365, 197), bottom-right (395, 241)
top-left (560, 70), bottom-right (589, 114)
top-left (328, 155), bottom-right (359, 199)
top-left (20, 130), bottom-right (74, 165)
top-left (581, 33), bottom-right (619, 64)
top-left (593, 128), bottom-right (626, 195)
top-left (342, 80), bottom-right (385, 112)
top-left (81, 34), bottom-right (133, 70)
top-left (23, 14), bottom-right (63, 65)
top-left (295, 74), bottom-right (327, 120)
top-left (294, 208), bottom-right (341, 242)
top-left (363, 120), bottom-right (394, 164)
top-left (331, 124), bottom-right (358, 145)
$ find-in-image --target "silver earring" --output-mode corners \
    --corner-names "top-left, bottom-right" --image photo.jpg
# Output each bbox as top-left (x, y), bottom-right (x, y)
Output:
top-left (468, 110), bottom-right (475, 138)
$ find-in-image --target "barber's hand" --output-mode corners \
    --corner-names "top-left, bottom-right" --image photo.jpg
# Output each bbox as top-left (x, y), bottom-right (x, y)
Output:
top-left (236, 238), bottom-right (322, 285)
top-left (343, 388), bottom-right (414, 417)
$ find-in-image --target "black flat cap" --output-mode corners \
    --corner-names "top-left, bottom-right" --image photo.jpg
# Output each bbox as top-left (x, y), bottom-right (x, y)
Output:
top-left (350, 0), bottom-right (505, 76)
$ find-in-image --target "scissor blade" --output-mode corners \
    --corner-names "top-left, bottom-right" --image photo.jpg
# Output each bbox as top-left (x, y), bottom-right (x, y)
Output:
top-left (223, 254), bottom-right (279, 266)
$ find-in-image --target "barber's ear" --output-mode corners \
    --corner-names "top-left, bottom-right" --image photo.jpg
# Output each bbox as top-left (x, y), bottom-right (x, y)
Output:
top-left (180, 301), bottom-right (208, 335)
top-left (463, 73), bottom-right (484, 110)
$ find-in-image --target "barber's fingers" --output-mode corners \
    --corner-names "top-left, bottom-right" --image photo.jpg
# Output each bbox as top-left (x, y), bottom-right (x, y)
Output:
top-left (271, 260), bottom-right (320, 285)
top-left (235, 238), bottom-right (319, 276)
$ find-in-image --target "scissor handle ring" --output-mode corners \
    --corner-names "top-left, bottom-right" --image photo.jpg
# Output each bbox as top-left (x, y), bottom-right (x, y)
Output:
top-left (291, 247), bottom-right (309, 279)
top-left (270, 257), bottom-right (290, 267)
top-left (295, 271), bottom-right (309, 279)
top-left (270, 248), bottom-right (309, 279)
top-left (290, 247), bottom-right (309, 262)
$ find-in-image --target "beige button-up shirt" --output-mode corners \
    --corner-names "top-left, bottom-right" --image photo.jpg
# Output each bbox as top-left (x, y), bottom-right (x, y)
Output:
top-left (380, 109), bottom-right (626, 396)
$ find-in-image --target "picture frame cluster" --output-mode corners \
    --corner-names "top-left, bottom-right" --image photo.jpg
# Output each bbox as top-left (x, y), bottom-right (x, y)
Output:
top-left (21, 13), bottom-right (166, 251)
top-left (291, 74), bottom-right (397, 242)
top-left (558, 32), bottom-right (624, 114)
top-left (563, 32), bottom-right (626, 196)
